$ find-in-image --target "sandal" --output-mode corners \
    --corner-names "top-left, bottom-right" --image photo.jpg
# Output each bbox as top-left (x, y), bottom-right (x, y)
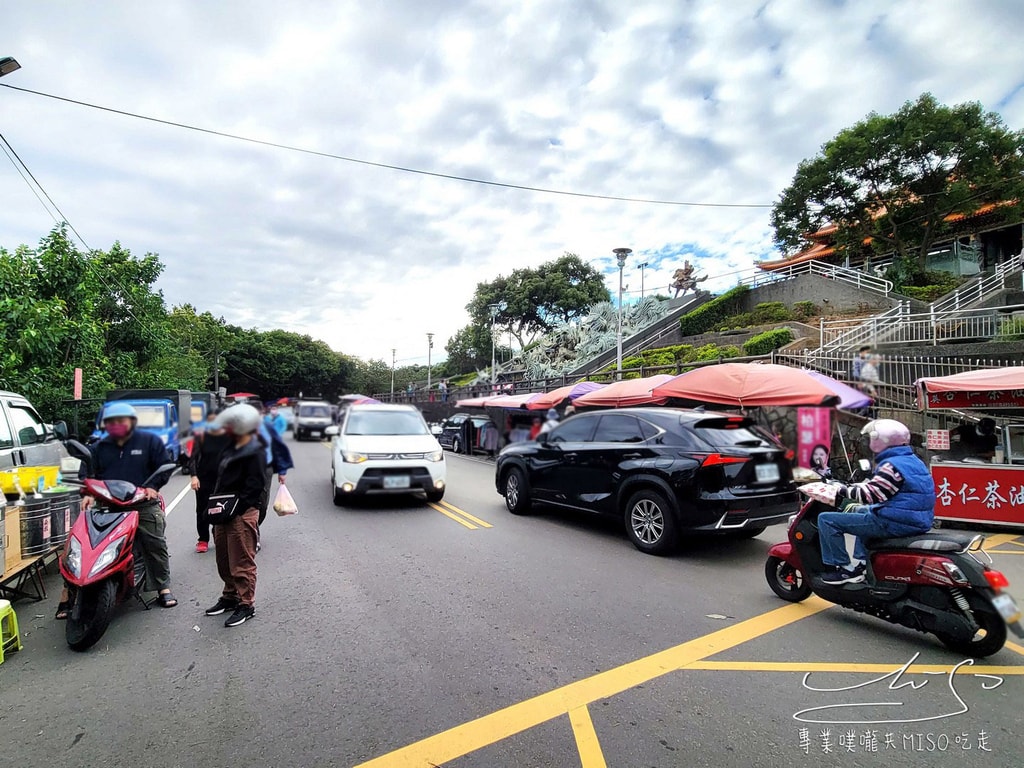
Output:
top-left (157, 591), bottom-right (178, 608)
top-left (55, 601), bottom-right (71, 620)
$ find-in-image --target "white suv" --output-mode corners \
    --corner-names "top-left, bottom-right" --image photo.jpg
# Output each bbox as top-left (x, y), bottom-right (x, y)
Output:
top-left (329, 404), bottom-right (446, 505)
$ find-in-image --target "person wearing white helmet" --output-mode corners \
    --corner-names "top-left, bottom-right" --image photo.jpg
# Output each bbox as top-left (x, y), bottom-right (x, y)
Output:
top-left (56, 401), bottom-right (179, 618)
top-left (203, 403), bottom-right (268, 627)
top-left (817, 418), bottom-right (935, 585)
top-left (538, 408), bottom-right (561, 437)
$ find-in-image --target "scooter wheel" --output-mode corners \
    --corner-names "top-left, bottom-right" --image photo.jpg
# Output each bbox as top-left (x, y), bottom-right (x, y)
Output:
top-left (936, 592), bottom-right (1007, 658)
top-left (765, 556), bottom-right (812, 602)
top-left (66, 580), bottom-right (117, 652)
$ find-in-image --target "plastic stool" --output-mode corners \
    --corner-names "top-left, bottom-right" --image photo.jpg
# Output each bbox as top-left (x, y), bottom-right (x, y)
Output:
top-left (0, 598), bottom-right (23, 663)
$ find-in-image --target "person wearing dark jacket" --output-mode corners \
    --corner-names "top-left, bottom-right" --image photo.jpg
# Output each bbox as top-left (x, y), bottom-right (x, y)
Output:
top-left (189, 409), bottom-right (233, 553)
top-left (56, 401), bottom-right (178, 618)
top-left (818, 419), bottom-right (935, 585)
top-left (203, 404), bottom-right (267, 627)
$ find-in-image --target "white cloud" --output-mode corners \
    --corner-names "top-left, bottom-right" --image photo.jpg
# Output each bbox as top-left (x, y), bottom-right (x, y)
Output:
top-left (1, 0), bottom-right (1022, 368)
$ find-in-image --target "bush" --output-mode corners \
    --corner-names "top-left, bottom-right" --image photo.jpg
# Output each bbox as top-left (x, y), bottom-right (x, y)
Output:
top-left (678, 285), bottom-right (749, 337)
top-left (743, 328), bottom-right (795, 356)
top-left (792, 301), bottom-right (818, 320)
top-left (751, 302), bottom-right (790, 324)
top-left (694, 343), bottom-right (741, 361)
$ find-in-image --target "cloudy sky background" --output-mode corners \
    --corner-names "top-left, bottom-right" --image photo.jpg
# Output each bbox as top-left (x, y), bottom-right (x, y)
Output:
top-left (2, 1), bottom-right (1023, 366)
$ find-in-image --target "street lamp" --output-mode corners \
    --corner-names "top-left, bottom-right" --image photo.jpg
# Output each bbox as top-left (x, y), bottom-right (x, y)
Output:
top-left (614, 248), bottom-right (632, 377)
top-left (0, 58), bottom-right (21, 78)
top-left (426, 333), bottom-right (434, 395)
top-left (637, 262), bottom-right (649, 300)
top-left (488, 301), bottom-right (506, 383)
top-left (390, 348), bottom-right (396, 402)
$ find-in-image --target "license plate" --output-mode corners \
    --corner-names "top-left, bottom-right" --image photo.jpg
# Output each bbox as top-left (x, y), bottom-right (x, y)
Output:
top-left (383, 475), bottom-right (410, 489)
top-left (992, 593), bottom-right (1021, 623)
top-left (755, 463), bottom-right (780, 483)
top-left (310, 430), bottom-right (321, 437)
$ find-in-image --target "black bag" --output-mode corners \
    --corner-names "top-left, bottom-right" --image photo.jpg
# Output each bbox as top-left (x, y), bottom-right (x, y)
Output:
top-left (205, 493), bottom-right (242, 525)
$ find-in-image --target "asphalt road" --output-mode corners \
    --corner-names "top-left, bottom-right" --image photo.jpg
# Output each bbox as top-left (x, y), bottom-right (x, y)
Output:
top-left (2, 436), bottom-right (1023, 768)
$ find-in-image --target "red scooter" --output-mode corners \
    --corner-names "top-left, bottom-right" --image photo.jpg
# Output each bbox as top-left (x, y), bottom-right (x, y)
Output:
top-left (765, 465), bottom-right (1023, 657)
top-left (60, 442), bottom-right (176, 651)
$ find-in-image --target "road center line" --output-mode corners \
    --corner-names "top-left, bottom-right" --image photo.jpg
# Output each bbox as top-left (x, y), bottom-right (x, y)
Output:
top-left (354, 597), bottom-right (832, 767)
top-left (429, 503), bottom-right (477, 529)
top-left (438, 501), bottom-right (493, 528)
top-left (569, 705), bottom-right (607, 768)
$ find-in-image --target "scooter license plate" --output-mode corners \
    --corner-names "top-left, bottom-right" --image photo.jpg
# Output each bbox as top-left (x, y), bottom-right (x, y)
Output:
top-left (992, 593), bottom-right (1021, 623)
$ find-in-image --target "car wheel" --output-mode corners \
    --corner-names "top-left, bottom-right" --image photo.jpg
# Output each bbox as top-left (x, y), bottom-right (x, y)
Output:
top-left (425, 489), bottom-right (444, 503)
top-left (503, 467), bottom-right (532, 515)
top-left (624, 489), bottom-right (679, 555)
top-left (452, 436), bottom-right (462, 454)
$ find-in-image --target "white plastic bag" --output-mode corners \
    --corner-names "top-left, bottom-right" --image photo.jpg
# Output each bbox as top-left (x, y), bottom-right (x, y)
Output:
top-left (273, 484), bottom-right (298, 516)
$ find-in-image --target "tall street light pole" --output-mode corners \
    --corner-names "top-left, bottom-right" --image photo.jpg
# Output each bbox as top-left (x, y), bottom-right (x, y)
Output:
top-left (426, 334), bottom-right (434, 395)
top-left (637, 262), bottom-right (649, 300)
top-left (614, 248), bottom-right (632, 378)
top-left (488, 301), bottom-right (505, 383)
top-left (390, 348), bottom-right (396, 402)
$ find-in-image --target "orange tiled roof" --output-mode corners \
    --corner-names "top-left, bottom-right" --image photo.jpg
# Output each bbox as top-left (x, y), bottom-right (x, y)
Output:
top-left (757, 242), bottom-right (835, 271)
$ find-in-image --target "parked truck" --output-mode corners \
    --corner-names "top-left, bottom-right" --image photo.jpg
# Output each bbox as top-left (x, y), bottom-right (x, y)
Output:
top-left (190, 391), bottom-right (220, 429)
top-left (93, 389), bottom-right (194, 468)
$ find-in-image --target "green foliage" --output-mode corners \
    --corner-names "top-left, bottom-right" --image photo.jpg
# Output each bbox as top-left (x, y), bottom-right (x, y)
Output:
top-left (443, 323), bottom-right (494, 375)
top-left (791, 301), bottom-right (818, 321)
top-left (466, 252), bottom-right (610, 348)
top-left (678, 285), bottom-right (750, 336)
top-left (997, 317), bottom-right (1024, 341)
top-left (695, 343), bottom-right (741, 361)
top-left (743, 328), bottom-right (795, 356)
top-left (771, 93), bottom-right (1024, 270)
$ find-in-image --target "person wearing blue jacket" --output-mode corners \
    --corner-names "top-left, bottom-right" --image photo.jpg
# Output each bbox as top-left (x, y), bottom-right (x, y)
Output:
top-left (818, 419), bottom-right (935, 585)
top-left (255, 416), bottom-right (294, 536)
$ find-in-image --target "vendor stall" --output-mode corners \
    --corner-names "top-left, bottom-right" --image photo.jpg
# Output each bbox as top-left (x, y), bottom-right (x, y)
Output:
top-left (916, 366), bottom-right (1024, 528)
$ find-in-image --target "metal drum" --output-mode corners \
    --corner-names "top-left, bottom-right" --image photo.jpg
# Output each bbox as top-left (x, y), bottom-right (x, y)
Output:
top-left (0, 504), bottom-right (6, 570)
top-left (18, 497), bottom-right (52, 558)
top-left (44, 489), bottom-right (77, 547)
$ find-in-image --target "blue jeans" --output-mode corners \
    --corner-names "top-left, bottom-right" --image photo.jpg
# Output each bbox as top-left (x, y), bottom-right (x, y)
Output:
top-left (818, 510), bottom-right (927, 568)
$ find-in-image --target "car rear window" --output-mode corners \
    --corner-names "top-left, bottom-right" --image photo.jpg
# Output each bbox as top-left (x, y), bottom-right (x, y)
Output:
top-left (346, 411), bottom-right (428, 436)
top-left (691, 417), bottom-right (778, 450)
top-left (299, 405), bottom-right (331, 418)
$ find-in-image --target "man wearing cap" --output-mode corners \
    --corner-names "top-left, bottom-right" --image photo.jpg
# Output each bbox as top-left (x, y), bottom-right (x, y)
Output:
top-left (55, 402), bottom-right (177, 618)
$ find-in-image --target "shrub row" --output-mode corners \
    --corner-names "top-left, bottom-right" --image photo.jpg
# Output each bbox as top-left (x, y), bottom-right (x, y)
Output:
top-left (742, 327), bottom-right (795, 356)
top-left (677, 285), bottom-right (750, 336)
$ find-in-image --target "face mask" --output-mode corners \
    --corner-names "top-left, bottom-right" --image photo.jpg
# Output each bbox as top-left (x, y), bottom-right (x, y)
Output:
top-left (106, 423), bottom-right (131, 439)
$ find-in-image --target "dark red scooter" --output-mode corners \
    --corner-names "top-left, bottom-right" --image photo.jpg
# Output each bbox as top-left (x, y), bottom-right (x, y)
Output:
top-left (59, 441), bottom-right (176, 651)
top-left (765, 464), bottom-right (1023, 657)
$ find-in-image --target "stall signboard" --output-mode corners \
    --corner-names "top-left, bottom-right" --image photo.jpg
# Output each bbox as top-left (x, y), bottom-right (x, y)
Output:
top-left (922, 388), bottom-right (1024, 410)
top-left (932, 463), bottom-right (1024, 527)
top-left (796, 407), bottom-right (831, 469)
top-left (926, 429), bottom-right (950, 451)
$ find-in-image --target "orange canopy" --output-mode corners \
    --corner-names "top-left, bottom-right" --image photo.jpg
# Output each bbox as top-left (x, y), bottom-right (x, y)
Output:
top-left (573, 374), bottom-right (675, 408)
top-left (915, 367), bottom-right (1024, 393)
top-left (651, 363), bottom-right (840, 408)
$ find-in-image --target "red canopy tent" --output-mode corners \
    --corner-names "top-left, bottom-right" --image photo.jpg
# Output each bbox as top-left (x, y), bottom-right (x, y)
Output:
top-left (916, 366), bottom-right (1024, 410)
top-left (651, 363), bottom-right (841, 408)
top-left (527, 381), bottom-right (607, 411)
top-left (573, 375), bottom-right (674, 408)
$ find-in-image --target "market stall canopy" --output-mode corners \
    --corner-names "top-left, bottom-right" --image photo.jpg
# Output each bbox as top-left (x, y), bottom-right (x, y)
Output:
top-left (915, 366), bottom-right (1024, 409)
top-left (480, 392), bottom-right (542, 408)
top-left (228, 392), bottom-right (258, 399)
top-left (527, 381), bottom-right (607, 411)
top-left (455, 395), bottom-right (494, 408)
top-left (573, 374), bottom-right (674, 408)
top-left (803, 370), bottom-right (872, 410)
top-left (651, 363), bottom-right (841, 408)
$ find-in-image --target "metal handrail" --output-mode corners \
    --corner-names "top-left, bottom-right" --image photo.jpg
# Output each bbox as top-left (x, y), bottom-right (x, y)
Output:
top-left (931, 251), bottom-right (1024, 314)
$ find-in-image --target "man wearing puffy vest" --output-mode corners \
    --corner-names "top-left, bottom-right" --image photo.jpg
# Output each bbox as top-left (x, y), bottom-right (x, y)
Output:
top-left (818, 419), bottom-right (935, 585)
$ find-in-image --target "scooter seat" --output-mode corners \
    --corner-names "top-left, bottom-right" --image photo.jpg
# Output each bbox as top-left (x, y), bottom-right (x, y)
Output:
top-left (866, 532), bottom-right (975, 553)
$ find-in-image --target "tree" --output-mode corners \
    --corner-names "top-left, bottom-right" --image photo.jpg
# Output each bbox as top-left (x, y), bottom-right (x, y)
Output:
top-left (771, 94), bottom-right (1024, 275)
top-left (466, 253), bottom-right (610, 348)
top-left (444, 323), bottom-right (493, 375)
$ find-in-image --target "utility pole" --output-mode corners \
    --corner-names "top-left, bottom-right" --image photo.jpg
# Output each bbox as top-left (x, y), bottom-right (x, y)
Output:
top-left (426, 334), bottom-right (434, 394)
top-left (390, 348), bottom-right (396, 402)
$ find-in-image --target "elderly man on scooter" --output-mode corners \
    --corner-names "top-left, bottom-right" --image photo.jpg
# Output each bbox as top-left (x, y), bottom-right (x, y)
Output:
top-left (56, 402), bottom-right (178, 618)
top-left (818, 419), bottom-right (935, 585)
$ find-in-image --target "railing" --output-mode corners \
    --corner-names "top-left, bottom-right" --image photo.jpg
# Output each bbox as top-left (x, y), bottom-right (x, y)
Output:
top-left (739, 259), bottom-right (893, 295)
top-left (931, 251), bottom-right (1024, 314)
top-left (817, 302), bottom-right (911, 352)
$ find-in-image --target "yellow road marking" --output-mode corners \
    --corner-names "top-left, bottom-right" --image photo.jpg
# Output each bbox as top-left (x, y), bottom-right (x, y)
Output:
top-left (983, 533), bottom-right (1021, 550)
top-left (429, 503), bottom-right (477, 530)
top-left (989, 550), bottom-right (1024, 555)
top-left (685, 661), bottom-right (1024, 674)
top-left (438, 501), bottom-right (493, 528)
top-left (1007, 640), bottom-right (1024, 657)
top-left (568, 706), bottom-right (607, 768)
top-left (354, 598), bottom-right (831, 767)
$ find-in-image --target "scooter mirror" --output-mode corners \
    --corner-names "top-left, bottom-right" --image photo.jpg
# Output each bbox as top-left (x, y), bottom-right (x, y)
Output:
top-left (65, 439), bottom-right (94, 476)
top-left (143, 462), bottom-right (179, 489)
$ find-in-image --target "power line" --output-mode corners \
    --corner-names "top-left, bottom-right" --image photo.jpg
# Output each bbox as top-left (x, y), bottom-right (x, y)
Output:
top-left (1, 83), bottom-right (772, 209)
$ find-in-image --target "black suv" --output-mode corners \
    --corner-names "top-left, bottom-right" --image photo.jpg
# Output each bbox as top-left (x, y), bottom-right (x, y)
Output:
top-left (437, 412), bottom-right (492, 454)
top-left (494, 407), bottom-right (798, 555)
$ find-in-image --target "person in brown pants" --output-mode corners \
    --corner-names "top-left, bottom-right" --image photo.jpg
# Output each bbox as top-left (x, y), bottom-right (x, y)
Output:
top-left (202, 404), bottom-right (268, 628)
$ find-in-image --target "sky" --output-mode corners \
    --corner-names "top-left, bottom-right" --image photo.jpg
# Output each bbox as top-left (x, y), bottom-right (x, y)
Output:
top-left (2, 1), bottom-right (1023, 367)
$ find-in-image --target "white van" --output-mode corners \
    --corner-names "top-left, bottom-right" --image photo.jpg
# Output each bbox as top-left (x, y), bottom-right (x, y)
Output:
top-left (0, 390), bottom-right (69, 470)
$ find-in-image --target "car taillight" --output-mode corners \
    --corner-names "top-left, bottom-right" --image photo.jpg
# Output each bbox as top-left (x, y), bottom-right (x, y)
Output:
top-left (784, 449), bottom-right (795, 461)
top-left (701, 453), bottom-right (748, 467)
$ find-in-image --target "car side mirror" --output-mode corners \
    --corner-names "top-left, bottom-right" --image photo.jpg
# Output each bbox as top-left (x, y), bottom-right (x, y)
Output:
top-left (50, 421), bottom-right (69, 441)
top-left (325, 425), bottom-right (340, 437)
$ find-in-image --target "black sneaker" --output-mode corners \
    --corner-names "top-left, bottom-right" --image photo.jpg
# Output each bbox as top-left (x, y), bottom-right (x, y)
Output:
top-left (821, 566), bottom-right (865, 585)
top-left (225, 605), bottom-right (255, 627)
top-left (204, 597), bottom-right (239, 616)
